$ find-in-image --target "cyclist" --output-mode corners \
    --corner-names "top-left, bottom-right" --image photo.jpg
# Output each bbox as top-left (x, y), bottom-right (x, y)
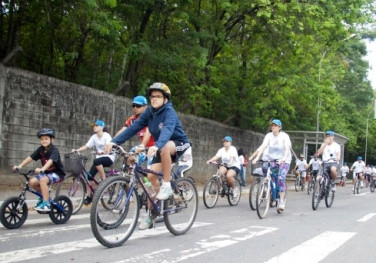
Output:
top-left (206, 136), bottom-right (241, 198)
top-left (350, 156), bottom-right (365, 188)
top-left (237, 148), bottom-right (247, 187)
top-left (114, 95), bottom-right (155, 172)
top-left (172, 146), bottom-right (193, 180)
top-left (316, 131), bottom-right (340, 191)
top-left (306, 153), bottom-right (322, 181)
top-left (12, 128), bottom-right (65, 212)
top-left (249, 119), bottom-right (292, 212)
top-left (294, 153), bottom-right (308, 190)
top-left (339, 162), bottom-right (349, 186)
top-left (105, 82), bottom-right (191, 230)
top-left (72, 120), bottom-right (115, 204)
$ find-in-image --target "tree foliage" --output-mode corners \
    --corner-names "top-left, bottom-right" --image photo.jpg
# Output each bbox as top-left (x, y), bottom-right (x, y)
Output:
top-left (1, 0), bottom-right (376, 162)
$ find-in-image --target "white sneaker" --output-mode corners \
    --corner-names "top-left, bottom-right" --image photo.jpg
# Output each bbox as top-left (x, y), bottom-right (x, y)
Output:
top-left (361, 182), bottom-right (364, 188)
top-left (138, 215), bottom-right (153, 230)
top-left (156, 185), bottom-right (173, 200)
top-left (331, 184), bottom-right (336, 191)
top-left (277, 199), bottom-right (285, 212)
top-left (233, 188), bottom-right (240, 199)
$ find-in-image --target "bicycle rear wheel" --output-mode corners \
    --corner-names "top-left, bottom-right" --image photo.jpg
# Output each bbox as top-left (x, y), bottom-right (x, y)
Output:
top-left (164, 178), bottom-right (198, 235)
top-left (371, 180), bottom-right (375, 192)
top-left (312, 181), bottom-right (321, 211)
top-left (356, 180), bottom-right (360, 194)
top-left (249, 179), bottom-right (260, 210)
top-left (203, 178), bottom-right (219, 208)
top-left (55, 174), bottom-right (86, 215)
top-left (307, 180), bottom-right (313, 195)
top-left (256, 178), bottom-right (271, 219)
top-left (90, 176), bottom-right (139, 248)
top-left (228, 179), bottom-right (241, 206)
top-left (325, 185), bottom-right (335, 208)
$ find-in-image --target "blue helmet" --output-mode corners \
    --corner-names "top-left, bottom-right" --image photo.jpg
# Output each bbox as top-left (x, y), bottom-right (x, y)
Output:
top-left (37, 128), bottom-right (55, 138)
top-left (357, 156), bottom-right (362, 160)
top-left (132, 96), bottom-right (147, 105)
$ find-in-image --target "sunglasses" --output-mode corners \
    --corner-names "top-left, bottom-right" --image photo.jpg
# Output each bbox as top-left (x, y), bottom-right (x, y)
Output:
top-left (132, 104), bottom-right (144, 108)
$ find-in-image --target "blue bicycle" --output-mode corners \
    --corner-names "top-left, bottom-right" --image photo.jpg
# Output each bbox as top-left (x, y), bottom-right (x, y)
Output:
top-left (0, 169), bottom-right (72, 229)
top-left (90, 145), bottom-right (198, 248)
top-left (255, 160), bottom-right (286, 219)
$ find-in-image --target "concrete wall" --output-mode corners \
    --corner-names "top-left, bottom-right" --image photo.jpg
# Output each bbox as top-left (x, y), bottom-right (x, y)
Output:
top-left (0, 64), bottom-right (264, 185)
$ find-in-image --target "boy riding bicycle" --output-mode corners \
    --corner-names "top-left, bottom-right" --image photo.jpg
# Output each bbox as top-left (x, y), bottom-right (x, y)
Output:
top-left (12, 128), bottom-right (65, 212)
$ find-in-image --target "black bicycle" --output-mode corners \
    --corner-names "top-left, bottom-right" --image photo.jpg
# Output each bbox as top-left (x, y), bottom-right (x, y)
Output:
top-left (249, 166), bottom-right (264, 211)
top-left (90, 145), bottom-right (198, 248)
top-left (312, 164), bottom-right (335, 210)
top-left (0, 169), bottom-right (72, 229)
top-left (203, 162), bottom-right (242, 208)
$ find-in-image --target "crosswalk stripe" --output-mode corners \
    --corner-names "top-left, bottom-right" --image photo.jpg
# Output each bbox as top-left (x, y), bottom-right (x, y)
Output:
top-left (0, 222), bottom-right (212, 263)
top-left (112, 226), bottom-right (278, 263)
top-left (264, 231), bottom-right (356, 263)
top-left (356, 213), bottom-right (376, 222)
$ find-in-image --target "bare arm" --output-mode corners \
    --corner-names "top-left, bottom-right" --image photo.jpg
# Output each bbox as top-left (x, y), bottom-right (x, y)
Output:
top-left (13, 156), bottom-right (33, 170)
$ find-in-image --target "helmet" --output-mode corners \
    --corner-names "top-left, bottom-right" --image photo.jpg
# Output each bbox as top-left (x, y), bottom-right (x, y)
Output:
top-left (271, 119), bottom-right (282, 127)
top-left (299, 153), bottom-right (304, 158)
top-left (325, 130), bottom-right (334, 136)
top-left (148, 82), bottom-right (171, 100)
top-left (37, 128), bottom-right (55, 138)
top-left (357, 156), bottom-right (362, 160)
top-left (132, 96), bottom-right (147, 105)
top-left (91, 120), bottom-right (106, 128)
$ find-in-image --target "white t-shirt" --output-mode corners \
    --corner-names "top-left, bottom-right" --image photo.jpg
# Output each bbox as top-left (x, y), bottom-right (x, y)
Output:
top-left (340, 165), bottom-right (349, 176)
top-left (295, 159), bottom-right (308, 171)
top-left (86, 132), bottom-right (115, 162)
top-left (309, 158), bottom-right (322, 171)
top-left (215, 146), bottom-right (241, 169)
top-left (178, 146), bottom-right (193, 167)
top-left (258, 131), bottom-right (292, 164)
top-left (321, 142), bottom-right (340, 163)
top-left (352, 161), bottom-right (365, 174)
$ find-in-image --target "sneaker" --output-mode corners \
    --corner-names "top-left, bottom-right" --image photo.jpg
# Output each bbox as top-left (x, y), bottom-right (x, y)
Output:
top-left (277, 199), bottom-right (285, 212)
top-left (35, 197), bottom-right (43, 207)
top-left (138, 215), bottom-right (154, 230)
top-left (331, 184), bottom-right (336, 192)
top-left (84, 195), bottom-right (92, 205)
top-left (156, 185), bottom-right (173, 200)
top-left (35, 201), bottom-right (51, 212)
top-left (361, 182), bottom-right (364, 188)
top-left (233, 188), bottom-right (240, 199)
top-left (155, 215), bottom-right (164, 223)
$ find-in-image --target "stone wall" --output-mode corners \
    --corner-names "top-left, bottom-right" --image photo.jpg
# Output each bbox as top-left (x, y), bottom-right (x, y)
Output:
top-left (0, 64), bottom-right (264, 185)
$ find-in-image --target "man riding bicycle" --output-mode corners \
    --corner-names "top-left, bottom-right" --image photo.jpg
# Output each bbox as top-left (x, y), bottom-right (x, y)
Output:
top-left (307, 153), bottom-right (322, 180)
top-left (294, 153), bottom-right (308, 190)
top-left (316, 130), bottom-right (340, 192)
top-left (350, 156), bottom-right (365, 188)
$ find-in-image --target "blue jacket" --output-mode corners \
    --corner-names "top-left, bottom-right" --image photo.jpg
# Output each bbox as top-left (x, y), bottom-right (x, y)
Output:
top-left (112, 102), bottom-right (190, 149)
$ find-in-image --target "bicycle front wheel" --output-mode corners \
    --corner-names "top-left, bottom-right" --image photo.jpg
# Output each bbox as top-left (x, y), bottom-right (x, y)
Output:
top-left (249, 179), bottom-right (259, 210)
top-left (256, 178), bottom-right (271, 219)
top-left (294, 177), bottom-right (300, 192)
top-left (90, 176), bottom-right (139, 248)
top-left (55, 174), bottom-right (86, 215)
top-left (203, 178), bottom-right (219, 208)
top-left (228, 179), bottom-right (241, 206)
top-left (371, 181), bottom-right (375, 193)
top-left (307, 180), bottom-right (313, 195)
top-left (312, 181), bottom-right (321, 211)
top-left (164, 178), bottom-right (198, 235)
top-left (325, 185), bottom-right (335, 208)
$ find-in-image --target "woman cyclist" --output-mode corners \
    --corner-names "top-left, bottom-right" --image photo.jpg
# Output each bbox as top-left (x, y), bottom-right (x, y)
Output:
top-left (249, 119), bottom-right (292, 212)
top-left (207, 136), bottom-right (241, 198)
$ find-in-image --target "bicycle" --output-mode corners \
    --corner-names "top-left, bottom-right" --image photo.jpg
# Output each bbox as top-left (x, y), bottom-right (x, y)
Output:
top-left (311, 163), bottom-right (335, 210)
top-left (339, 173), bottom-right (347, 187)
top-left (294, 170), bottom-right (305, 191)
top-left (203, 162), bottom-right (242, 208)
top-left (90, 145), bottom-right (198, 248)
top-left (369, 173), bottom-right (376, 193)
top-left (55, 150), bottom-right (124, 214)
top-left (307, 169), bottom-right (320, 195)
top-left (0, 169), bottom-right (72, 229)
top-left (249, 166), bottom-right (263, 211)
top-left (255, 160), bottom-right (286, 219)
top-left (353, 172), bottom-right (362, 195)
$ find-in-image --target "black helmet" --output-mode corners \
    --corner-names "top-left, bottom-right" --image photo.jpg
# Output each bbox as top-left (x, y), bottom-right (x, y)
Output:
top-left (148, 82), bottom-right (171, 100)
top-left (37, 128), bottom-right (55, 138)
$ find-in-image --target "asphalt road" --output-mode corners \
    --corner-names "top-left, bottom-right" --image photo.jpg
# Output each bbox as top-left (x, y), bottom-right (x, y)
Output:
top-left (0, 182), bottom-right (375, 263)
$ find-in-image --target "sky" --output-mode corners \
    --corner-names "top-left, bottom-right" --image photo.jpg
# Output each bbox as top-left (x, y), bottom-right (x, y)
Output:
top-left (366, 40), bottom-right (376, 90)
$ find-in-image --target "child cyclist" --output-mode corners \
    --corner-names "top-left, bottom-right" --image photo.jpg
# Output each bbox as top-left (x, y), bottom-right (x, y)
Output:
top-left (12, 128), bottom-right (65, 212)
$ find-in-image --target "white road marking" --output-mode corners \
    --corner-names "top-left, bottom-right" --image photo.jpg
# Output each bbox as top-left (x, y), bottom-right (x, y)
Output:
top-left (0, 222), bottom-right (212, 263)
top-left (113, 226), bottom-right (277, 263)
top-left (357, 213), bottom-right (376, 222)
top-left (264, 231), bottom-right (356, 263)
